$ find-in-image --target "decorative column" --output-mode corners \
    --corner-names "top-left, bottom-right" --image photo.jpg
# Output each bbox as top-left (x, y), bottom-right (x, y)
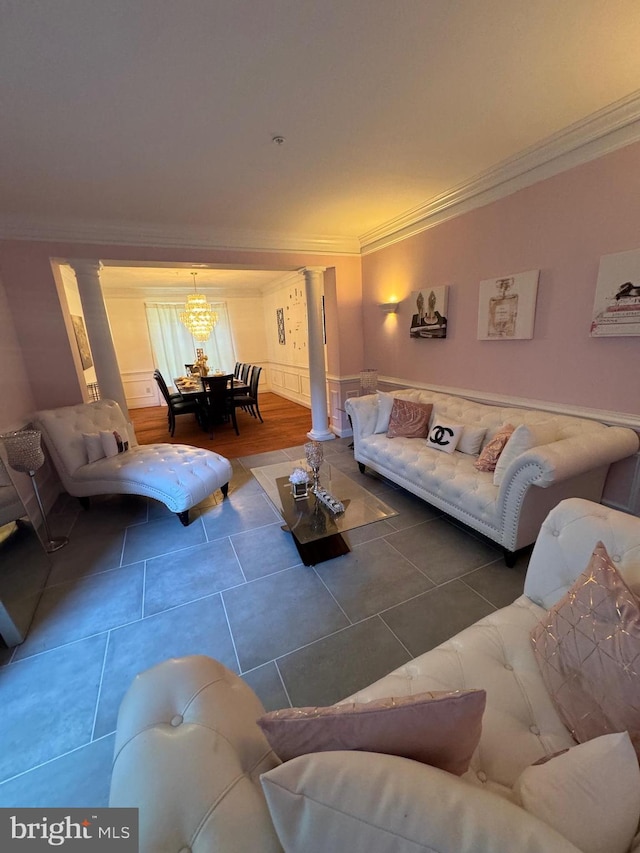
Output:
top-left (302, 266), bottom-right (334, 441)
top-left (70, 259), bottom-right (129, 417)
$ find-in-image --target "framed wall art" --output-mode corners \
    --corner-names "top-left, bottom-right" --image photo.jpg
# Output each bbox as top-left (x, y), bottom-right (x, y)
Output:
top-left (276, 307), bottom-right (286, 344)
top-left (590, 248), bottom-right (640, 337)
top-left (71, 314), bottom-right (93, 369)
top-left (477, 269), bottom-right (539, 340)
top-left (409, 286), bottom-right (448, 338)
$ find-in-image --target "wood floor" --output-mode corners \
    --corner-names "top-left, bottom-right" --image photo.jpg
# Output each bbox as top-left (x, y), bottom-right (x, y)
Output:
top-left (129, 392), bottom-right (314, 457)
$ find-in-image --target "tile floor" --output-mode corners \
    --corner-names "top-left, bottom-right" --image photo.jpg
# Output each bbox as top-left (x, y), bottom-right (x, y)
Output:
top-left (0, 438), bottom-right (529, 807)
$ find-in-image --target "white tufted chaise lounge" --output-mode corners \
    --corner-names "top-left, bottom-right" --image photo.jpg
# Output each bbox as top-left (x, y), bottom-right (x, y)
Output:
top-left (33, 400), bottom-right (232, 525)
top-left (109, 498), bottom-right (640, 852)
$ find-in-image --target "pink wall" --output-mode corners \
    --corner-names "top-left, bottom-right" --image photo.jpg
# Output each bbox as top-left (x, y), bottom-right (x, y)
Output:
top-left (0, 240), bottom-right (363, 414)
top-left (362, 141), bottom-right (640, 418)
top-left (0, 274), bottom-right (37, 430)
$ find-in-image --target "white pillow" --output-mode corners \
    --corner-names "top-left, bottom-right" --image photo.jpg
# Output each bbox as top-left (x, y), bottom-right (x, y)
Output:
top-left (493, 422), bottom-right (557, 486)
top-left (374, 391), bottom-right (395, 434)
top-left (427, 422), bottom-right (464, 454)
top-left (83, 432), bottom-right (106, 464)
top-left (261, 750), bottom-right (582, 853)
top-left (457, 425), bottom-right (487, 455)
top-left (513, 732), bottom-right (640, 853)
top-left (99, 428), bottom-right (129, 458)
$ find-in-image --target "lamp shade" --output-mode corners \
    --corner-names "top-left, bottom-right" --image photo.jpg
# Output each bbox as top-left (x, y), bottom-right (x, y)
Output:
top-left (0, 430), bottom-right (45, 474)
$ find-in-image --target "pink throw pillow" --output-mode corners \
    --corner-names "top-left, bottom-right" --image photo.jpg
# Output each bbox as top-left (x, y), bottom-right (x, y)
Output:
top-left (474, 423), bottom-right (515, 472)
top-left (386, 399), bottom-right (433, 439)
top-left (256, 689), bottom-right (486, 776)
top-left (531, 542), bottom-right (640, 755)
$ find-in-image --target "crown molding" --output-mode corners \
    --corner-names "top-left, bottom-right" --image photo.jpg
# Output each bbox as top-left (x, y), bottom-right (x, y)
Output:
top-left (0, 216), bottom-right (361, 257)
top-left (360, 90), bottom-right (640, 255)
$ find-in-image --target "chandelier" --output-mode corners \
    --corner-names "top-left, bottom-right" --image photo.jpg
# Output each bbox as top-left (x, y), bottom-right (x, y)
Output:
top-left (179, 272), bottom-right (218, 342)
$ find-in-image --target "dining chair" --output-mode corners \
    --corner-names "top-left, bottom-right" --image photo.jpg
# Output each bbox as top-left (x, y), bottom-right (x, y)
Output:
top-left (234, 362), bottom-right (242, 379)
top-left (233, 365), bottom-right (263, 423)
top-left (200, 374), bottom-right (239, 438)
top-left (153, 369), bottom-right (203, 437)
top-left (240, 363), bottom-right (251, 384)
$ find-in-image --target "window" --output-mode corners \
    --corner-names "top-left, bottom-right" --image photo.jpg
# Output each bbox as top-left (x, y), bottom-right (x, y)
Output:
top-left (145, 302), bottom-right (236, 386)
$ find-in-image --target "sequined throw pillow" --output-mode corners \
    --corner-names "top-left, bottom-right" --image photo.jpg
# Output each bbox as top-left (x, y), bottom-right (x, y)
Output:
top-left (257, 689), bottom-right (486, 776)
top-left (474, 423), bottom-right (515, 472)
top-left (386, 399), bottom-right (433, 439)
top-left (531, 542), bottom-right (640, 756)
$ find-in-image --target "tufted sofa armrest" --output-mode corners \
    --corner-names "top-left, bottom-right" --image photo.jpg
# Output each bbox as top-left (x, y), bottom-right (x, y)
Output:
top-left (524, 497), bottom-right (640, 610)
top-left (345, 394), bottom-right (378, 439)
top-left (498, 428), bottom-right (639, 491)
top-left (110, 656), bottom-right (283, 853)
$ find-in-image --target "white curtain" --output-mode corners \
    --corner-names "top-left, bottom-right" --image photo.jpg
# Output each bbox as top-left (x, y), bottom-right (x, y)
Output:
top-left (145, 302), bottom-right (236, 390)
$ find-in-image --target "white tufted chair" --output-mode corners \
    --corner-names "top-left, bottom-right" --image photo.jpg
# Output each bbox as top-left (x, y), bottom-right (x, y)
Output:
top-left (109, 498), bottom-right (640, 852)
top-left (33, 400), bottom-right (233, 525)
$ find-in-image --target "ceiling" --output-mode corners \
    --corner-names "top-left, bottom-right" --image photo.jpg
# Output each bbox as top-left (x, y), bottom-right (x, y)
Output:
top-left (2, 0), bottom-right (640, 253)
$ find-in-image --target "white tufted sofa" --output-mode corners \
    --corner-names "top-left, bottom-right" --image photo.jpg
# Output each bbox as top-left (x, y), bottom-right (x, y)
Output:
top-left (33, 400), bottom-right (233, 525)
top-left (109, 498), bottom-right (640, 852)
top-left (345, 389), bottom-right (639, 562)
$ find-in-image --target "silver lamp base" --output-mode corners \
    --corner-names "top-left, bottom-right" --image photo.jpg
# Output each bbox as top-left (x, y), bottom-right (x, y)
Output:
top-left (43, 536), bottom-right (69, 553)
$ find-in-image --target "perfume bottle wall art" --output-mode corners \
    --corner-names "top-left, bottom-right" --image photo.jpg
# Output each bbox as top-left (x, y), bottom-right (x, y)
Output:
top-left (477, 270), bottom-right (539, 341)
top-left (488, 278), bottom-right (517, 338)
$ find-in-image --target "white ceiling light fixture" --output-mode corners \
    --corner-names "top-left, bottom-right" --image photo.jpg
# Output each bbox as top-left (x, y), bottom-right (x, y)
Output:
top-left (179, 272), bottom-right (218, 342)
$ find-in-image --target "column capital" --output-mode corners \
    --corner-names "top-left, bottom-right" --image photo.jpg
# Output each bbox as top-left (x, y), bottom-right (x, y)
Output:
top-left (69, 259), bottom-right (102, 277)
top-left (300, 266), bottom-right (327, 277)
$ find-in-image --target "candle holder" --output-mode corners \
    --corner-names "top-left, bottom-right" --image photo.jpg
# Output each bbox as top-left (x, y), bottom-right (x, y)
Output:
top-left (304, 441), bottom-right (324, 492)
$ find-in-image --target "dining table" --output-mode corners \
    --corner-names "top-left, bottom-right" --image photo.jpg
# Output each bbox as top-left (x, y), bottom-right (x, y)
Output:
top-left (173, 374), bottom-right (250, 435)
top-left (173, 374), bottom-right (250, 399)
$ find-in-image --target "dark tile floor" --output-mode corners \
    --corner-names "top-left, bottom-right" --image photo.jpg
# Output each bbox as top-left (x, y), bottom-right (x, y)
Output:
top-left (0, 438), bottom-right (528, 807)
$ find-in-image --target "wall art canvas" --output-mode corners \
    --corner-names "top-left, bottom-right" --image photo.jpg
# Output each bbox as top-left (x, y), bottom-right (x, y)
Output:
top-left (590, 248), bottom-right (640, 337)
top-left (71, 314), bottom-right (93, 369)
top-left (477, 269), bottom-right (539, 340)
top-left (409, 286), bottom-right (448, 338)
top-left (276, 307), bottom-right (286, 344)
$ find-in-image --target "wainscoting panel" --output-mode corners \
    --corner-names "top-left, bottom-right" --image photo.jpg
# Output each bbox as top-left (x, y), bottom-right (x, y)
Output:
top-left (122, 371), bottom-right (160, 408)
top-left (268, 361), bottom-right (310, 408)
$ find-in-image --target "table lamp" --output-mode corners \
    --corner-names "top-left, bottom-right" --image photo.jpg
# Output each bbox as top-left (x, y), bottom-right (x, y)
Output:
top-left (0, 429), bottom-right (68, 553)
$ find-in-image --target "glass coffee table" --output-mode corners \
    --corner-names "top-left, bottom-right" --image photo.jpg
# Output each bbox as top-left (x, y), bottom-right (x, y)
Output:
top-left (251, 459), bottom-right (398, 566)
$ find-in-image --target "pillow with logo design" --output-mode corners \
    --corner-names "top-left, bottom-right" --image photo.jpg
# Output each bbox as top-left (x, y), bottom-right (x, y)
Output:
top-left (426, 422), bottom-right (464, 454)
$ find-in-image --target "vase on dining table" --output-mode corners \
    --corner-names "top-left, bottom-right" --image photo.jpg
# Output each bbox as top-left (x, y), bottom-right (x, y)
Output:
top-left (304, 440), bottom-right (324, 493)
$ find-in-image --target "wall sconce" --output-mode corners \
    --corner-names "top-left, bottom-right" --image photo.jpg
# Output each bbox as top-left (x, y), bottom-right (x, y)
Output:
top-left (379, 302), bottom-right (400, 314)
